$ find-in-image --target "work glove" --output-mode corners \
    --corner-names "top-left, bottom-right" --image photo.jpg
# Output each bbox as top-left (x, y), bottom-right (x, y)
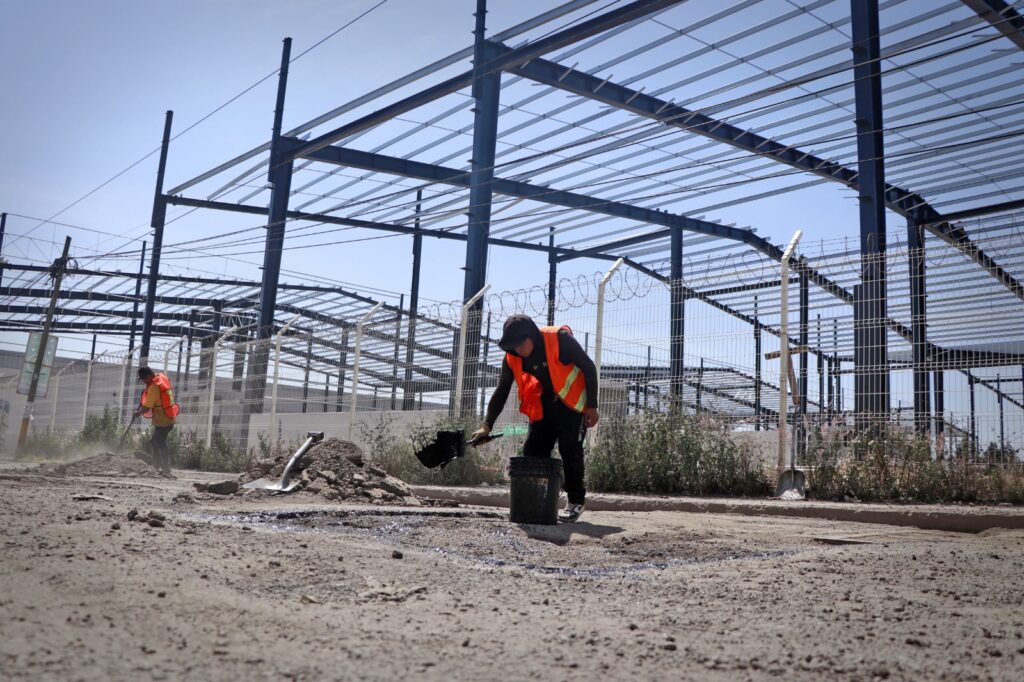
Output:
top-left (468, 425), bottom-right (491, 444)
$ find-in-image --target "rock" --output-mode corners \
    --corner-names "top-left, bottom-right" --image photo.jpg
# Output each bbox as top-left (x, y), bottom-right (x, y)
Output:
top-left (368, 464), bottom-right (386, 477)
top-left (306, 483), bottom-right (323, 495)
top-left (319, 470), bottom-right (337, 485)
top-left (392, 550), bottom-right (404, 560)
top-left (205, 481), bottom-right (240, 496)
top-left (147, 511), bottom-right (167, 522)
top-left (111, 522), bottom-right (121, 530)
top-left (345, 452), bottom-right (364, 467)
top-left (192, 483), bottom-right (210, 493)
top-left (127, 509), bottom-right (140, 521)
top-left (351, 473), bottom-right (367, 486)
top-left (172, 492), bottom-right (195, 504)
top-left (147, 517), bottom-right (165, 528)
top-left (324, 490), bottom-right (340, 501)
top-left (257, 461), bottom-right (274, 475)
top-left (377, 476), bottom-right (413, 497)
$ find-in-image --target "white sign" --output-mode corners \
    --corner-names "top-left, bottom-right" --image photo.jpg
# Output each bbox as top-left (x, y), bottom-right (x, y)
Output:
top-left (17, 333), bottom-right (59, 399)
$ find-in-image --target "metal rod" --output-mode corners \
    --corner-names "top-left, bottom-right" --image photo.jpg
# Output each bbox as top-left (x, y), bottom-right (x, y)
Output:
top-left (207, 325), bottom-right (240, 448)
top-left (455, 287), bottom-right (489, 416)
top-left (777, 229), bottom-right (802, 475)
top-left (594, 257), bottom-right (624, 401)
top-left (271, 314), bottom-right (301, 434)
top-left (349, 302), bottom-right (383, 438)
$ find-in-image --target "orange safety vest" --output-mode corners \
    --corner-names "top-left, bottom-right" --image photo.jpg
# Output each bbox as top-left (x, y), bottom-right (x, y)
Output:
top-left (140, 372), bottom-right (180, 420)
top-left (506, 325), bottom-right (588, 422)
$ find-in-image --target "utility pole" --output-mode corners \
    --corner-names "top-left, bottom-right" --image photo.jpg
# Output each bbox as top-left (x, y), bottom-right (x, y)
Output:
top-left (16, 236), bottom-right (72, 451)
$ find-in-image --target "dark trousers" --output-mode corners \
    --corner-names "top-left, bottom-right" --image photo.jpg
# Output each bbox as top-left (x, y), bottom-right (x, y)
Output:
top-left (523, 399), bottom-right (587, 504)
top-left (151, 425), bottom-right (173, 472)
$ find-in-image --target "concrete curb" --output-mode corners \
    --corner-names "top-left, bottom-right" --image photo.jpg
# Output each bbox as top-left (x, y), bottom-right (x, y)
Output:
top-left (410, 485), bottom-right (1024, 534)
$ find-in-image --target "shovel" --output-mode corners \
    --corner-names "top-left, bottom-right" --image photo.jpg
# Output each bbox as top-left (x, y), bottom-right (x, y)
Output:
top-left (243, 431), bottom-right (324, 492)
top-left (414, 429), bottom-right (504, 469)
top-left (118, 415), bottom-right (138, 450)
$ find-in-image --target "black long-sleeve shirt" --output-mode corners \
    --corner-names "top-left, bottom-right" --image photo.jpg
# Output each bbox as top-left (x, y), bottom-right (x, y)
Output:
top-left (484, 328), bottom-right (598, 428)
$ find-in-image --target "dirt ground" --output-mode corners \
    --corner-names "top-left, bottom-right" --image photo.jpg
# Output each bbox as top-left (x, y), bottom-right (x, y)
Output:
top-left (1, 462), bottom-right (1022, 681)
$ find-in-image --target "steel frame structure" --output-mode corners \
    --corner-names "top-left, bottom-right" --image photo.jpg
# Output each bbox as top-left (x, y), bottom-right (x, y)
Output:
top-left (3, 0), bottom-right (1023, 439)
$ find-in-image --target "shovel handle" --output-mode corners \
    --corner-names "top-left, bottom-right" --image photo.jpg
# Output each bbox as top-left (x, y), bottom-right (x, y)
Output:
top-left (467, 432), bottom-right (504, 447)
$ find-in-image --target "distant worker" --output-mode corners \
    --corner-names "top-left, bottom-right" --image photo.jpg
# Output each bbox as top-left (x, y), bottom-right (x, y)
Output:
top-left (471, 315), bottom-right (599, 522)
top-left (133, 366), bottom-right (179, 478)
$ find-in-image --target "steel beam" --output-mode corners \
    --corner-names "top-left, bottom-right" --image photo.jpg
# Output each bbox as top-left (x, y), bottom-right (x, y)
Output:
top-left (299, 143), bottom-right (764, 244)
top-left (503, 42), bottom-right (1024, 301)
top-left (286, 0), bottom-right (685, 162)
top-left (960, 0), bottom-right (1024, 52)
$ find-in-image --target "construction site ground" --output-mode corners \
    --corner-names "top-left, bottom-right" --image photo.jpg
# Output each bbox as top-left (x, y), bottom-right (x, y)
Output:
top-left (1, 461), bottom-right (1022, 681)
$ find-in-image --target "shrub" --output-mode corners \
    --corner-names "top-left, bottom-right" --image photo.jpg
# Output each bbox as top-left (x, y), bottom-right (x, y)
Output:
top-left (806, 425), bottom-right (1024, 504)
top-left (166, 428), bottom-right (251, 472)
top-left (586, 407), bottom-right (770, 496)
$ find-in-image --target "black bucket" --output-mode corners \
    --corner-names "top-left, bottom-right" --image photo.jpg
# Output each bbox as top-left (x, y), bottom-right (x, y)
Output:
top-left (508, 456), bottom-right (562, 525)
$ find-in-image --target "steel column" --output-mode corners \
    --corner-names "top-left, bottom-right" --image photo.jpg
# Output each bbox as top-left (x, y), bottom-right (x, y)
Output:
top-left (0, 212), bottom-right (6, 285)
top-left (851, 0), bottom-right (890, 423)
top-left (798, 267), bottom-right (809, 457)
top-left (460, 3), bottom-right (502, 416)
top-left (934, 369), bottom-right (945, 440)
top-left (967, 371), bottom-right (977, 457)
top-left (391, 294), bottom-right (404, 409)
top-left (402, 195), bottom-right (423, 411)
top-left (908, 218), bottom-right (931, 433)
top-left (247, 38), bottom-right (293, 415)
top-left (669, 224), bottom-right (685, 399)
top-left (754, 295), bottom-right (762, 430)
top-left (126, 241), bottom-right (147, 368)
top-left (140, 111), bottom-right (173, 365)
top-left (547, 226), bottom-right (557, 326)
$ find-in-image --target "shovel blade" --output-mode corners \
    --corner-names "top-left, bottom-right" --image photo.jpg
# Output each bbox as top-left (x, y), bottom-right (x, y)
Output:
top-left (242, 477), bottom-right (302, 492)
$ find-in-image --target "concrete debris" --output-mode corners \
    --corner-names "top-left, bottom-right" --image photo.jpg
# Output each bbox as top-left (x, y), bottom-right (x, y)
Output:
top-left (193, 480), bottom-right (240, 496)
top-left (239, 438), bottom-right (420, 506)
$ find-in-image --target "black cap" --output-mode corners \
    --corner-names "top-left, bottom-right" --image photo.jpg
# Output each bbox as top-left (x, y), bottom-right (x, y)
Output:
top-left (498, 315), bottom-right (540, 353)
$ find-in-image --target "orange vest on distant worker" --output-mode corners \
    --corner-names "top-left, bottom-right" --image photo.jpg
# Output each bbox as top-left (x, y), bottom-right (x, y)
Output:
top-left (140, 373), bottom-right (180, 420)
top-left (505, 325), bottom-right (587, 422)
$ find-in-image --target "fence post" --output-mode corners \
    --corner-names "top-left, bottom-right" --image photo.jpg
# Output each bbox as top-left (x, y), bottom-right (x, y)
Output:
top-left (349, 303), bottom-right (383, 440)
top-left (164, 335), bottom-right (186, 374)
top-left (50, 364), bottom-right (75, 433)
top-left (778, 230), bottom-right (803, 474)
top-left (454, 287), bottom-right (489, 416)
top-left (270, 314), bottom-right (302, 441)
top-left (118, 346), bottom-right (142, 424)
top-left (207, 326), bottom-right (240, 448)
top-left (80, 350), bottom-right (111, 428)
top-left (594, 258), bottom-right (624, 406)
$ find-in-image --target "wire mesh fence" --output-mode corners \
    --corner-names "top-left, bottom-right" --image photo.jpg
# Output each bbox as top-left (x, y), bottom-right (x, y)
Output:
top-left (1, 234), bottom-right (1021, 492)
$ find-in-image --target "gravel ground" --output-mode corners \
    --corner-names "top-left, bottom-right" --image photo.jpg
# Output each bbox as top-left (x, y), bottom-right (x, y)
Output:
top-left (1, 463), bottom-right (1022, 681)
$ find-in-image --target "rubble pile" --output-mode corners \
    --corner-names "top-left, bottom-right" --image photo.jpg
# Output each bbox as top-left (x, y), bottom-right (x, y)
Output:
top-left (242, 438), bottom-right (420, 505)
top-left (42, 451), bottom-right (163, 478)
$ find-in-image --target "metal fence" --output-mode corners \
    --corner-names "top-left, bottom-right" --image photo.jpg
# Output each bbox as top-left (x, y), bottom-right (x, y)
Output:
top-left (2, 233), bottom-right (1021, 471)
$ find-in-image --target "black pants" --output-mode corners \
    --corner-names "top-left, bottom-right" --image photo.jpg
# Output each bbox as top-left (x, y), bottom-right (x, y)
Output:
top-left (523, 399), bottom-right (587, 505)
top-left (151, 425), bottom-right (173, 472)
